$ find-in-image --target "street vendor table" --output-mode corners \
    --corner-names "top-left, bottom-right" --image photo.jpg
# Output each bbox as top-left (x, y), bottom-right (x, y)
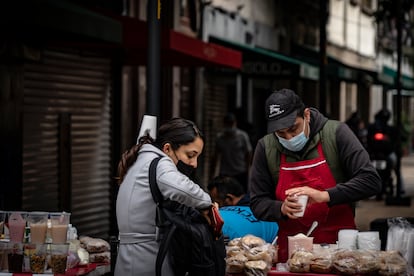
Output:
top-left (267, 271), bottom-right (336, 276)
top-left (227, 265), bottom-right (414, 275)
top-left (226, 268), bottom-right (338, 276)
top-left (0, 263), bottom-right (110, 276)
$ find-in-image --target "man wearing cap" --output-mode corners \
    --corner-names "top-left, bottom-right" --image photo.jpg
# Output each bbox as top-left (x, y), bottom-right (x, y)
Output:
top-left (249, 89), bottom-right (381, 262)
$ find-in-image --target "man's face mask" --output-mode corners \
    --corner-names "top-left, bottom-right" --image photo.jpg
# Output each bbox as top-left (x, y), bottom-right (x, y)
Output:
top-left (276, 118), bottom-right (309, 152)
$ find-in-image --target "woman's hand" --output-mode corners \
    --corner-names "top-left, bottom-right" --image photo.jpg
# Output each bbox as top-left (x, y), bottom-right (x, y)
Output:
top-left (201, 208), bottom-right (212, 225)
top-left (200, 202), bottom-right (223, 237)
top-left (285, 186), bottom-right (330, 204)
top-left (200, 202), bottom-right (220, 226)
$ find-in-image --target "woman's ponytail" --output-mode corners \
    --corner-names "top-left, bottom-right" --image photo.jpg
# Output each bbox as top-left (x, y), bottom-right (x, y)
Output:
top-left (116, 135), bottom-right (154, 185)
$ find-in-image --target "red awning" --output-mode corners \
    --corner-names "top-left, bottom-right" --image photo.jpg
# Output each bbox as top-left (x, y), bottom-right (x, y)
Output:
top-left (120, 17), bottom-right (242, 69)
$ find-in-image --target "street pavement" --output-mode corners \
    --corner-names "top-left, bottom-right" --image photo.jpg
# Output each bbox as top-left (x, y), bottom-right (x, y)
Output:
top-left (355, 153), bottom-right (414, 231)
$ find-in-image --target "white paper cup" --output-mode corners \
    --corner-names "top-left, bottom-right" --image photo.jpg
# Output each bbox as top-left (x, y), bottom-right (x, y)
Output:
top-left (338, 229), bottom-right (358, 249)
top-left (137, 115), bottom-right (157, 143)
top-left (357, 231), bottom-right (381, 250)
top-left (294, 195), bottom-right (308, 217)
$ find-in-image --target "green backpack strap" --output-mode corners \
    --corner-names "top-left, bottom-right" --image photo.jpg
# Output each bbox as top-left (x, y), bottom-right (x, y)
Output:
top-left (321, 120), bottom-right (354, 213)
top-left (319, 120), bottom-right (345, 182)
top-left (263, 134), bottom-right (281, 184)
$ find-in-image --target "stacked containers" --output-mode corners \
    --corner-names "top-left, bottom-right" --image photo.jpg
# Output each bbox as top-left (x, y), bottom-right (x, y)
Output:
top-left (26, 212), bottom-right (49, 273)
top-left (0, 211), bottom-right (71, 274)
top-left (6, 211), bottom-right (28, 272)
top-left (49, 212), bottom-right (71, 274)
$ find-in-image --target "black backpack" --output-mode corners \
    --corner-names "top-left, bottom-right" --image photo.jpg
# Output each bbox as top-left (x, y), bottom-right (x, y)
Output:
top-left (149, 157), bottom-right (226, 276)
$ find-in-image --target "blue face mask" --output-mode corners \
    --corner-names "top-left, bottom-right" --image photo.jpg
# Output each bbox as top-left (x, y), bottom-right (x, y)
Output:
top-left (276, 118), bottom-right (309, 152)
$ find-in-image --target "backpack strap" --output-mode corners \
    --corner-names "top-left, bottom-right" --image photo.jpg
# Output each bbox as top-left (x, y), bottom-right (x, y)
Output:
top-left (149, 156), bottom-right (170, 227)
top-left (149, 156), bottom-right (163, 204)
top-left (155, 224), bottom-right (176, 276)
top-left (319, 120), bottom-right (345, 182)
top-left (263, 133), bottom-right (280, 184)
top-left (149, 156), bottom-right (177, 276)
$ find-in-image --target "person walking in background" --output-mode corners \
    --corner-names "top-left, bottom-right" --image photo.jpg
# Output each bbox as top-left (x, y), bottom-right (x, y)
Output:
top-left (208, 176), bottom-right (278, 243)
top-left (367, 109), bottom-right (398, 162)
top-left (367, 109), bottom-right (404, 198)
top-left (115, 118), bottom-right (213, 276)
top-left (234, 107), bottom-right (258, 149)
top-left (211, 113), bottom-right (253, 192)
top-left (249, 89), bottom-right (381, 262)
top-left (345, 111), bottom-right (368, 149)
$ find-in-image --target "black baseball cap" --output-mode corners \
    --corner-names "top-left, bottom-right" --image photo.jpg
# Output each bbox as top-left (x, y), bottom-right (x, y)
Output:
top-left (266, 89), bottom-right (304, 133)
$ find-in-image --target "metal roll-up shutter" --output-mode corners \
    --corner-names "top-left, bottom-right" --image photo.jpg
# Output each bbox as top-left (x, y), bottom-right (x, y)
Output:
top-left (23, 48), bottom-right (112, 238)
top-left (202, 77), bottom-right (228, 186)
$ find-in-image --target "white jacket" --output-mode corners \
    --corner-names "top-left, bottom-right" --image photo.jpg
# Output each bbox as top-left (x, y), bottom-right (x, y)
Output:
top-left (115, 144), bottom-right (212, 276)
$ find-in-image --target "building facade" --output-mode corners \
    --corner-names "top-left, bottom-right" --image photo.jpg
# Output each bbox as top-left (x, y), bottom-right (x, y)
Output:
top-left (1, 0), bottom-right (413, 239)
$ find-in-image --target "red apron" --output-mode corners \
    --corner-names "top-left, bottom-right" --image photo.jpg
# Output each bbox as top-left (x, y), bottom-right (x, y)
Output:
top-left (276, 143), bottom-right (356, 262)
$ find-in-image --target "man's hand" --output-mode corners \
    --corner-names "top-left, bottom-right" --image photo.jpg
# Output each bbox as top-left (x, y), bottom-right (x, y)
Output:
top-left (285, 186), bottom-right (330, 204)
top-left (281, 193), bottom-right (303, 219)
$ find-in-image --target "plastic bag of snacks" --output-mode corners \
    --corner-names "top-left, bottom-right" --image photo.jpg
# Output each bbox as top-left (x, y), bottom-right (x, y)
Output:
top-left (225, 235), bottom-right (276, 276)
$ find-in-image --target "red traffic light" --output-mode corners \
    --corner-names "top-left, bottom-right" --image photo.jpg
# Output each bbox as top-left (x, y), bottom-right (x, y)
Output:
top-left (374, 132), bottom-right (385, 141)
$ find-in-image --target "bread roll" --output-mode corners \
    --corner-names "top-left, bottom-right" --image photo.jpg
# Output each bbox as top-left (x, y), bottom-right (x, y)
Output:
top-left (245, 245), bottom-right (271, 262)
top-left (226, 245), bottom-right (244, 257)
top-left (240, 235), bottom-right (266, 249)
top-left (228, 237), bottom-right (241, 247)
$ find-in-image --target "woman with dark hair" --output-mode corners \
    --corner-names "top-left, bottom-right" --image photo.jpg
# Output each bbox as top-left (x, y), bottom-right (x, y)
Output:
top-left (115, 118), bottom-right (212, 276)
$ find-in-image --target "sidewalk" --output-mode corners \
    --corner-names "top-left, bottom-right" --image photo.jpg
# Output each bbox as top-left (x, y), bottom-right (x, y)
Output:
top-left (355, 153), bottom-right (414, 231)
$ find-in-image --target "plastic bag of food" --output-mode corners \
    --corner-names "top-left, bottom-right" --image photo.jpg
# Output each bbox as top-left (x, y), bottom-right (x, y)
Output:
top-left (79, 236), bottom-right (110, 253)
top-left (310, 246), bottom-right (333, 274)
top-left (386, 217), bottom-right (414, 266)
top-left (244, 260), bottom-right (269, 276)
top-left (240, 235), bottom-right (266, 250)
top-left (226, 253), bottom-right (248, 274)
top-left (67, 240), bottom-right (81, 268)
top-left (356, 249), bottom-right (380, 274)
top-left (288, 249), bottom-right (314, 273)
top-left (89, 251), bottom-right (110, 263)
top-left (227, 237), bottom-right (241, 247)
top-left (378, 250), bottom-right (408, 276)
top-left (331, 249), bottom-right (359, 275)
top-left (77, 247), bottom-right (89, 265)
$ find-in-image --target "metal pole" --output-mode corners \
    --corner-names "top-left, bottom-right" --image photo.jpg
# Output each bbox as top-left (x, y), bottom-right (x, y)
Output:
top-left (319, 0), bottom-right (327, 115)
top-left (395, 0), bottom-right (402, 198)
top-left (386, 0), bottom-right (410, 206)
top-left (147, 0), bottom-right (161, 117)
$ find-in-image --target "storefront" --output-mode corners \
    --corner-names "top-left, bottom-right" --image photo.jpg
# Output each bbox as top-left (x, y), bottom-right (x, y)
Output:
top-left (0, 0), bottom-right (122, 239)
top-left (199, 37), bottom-right (319, 184)
top-left (1, 1), bottom-right (242, 240)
